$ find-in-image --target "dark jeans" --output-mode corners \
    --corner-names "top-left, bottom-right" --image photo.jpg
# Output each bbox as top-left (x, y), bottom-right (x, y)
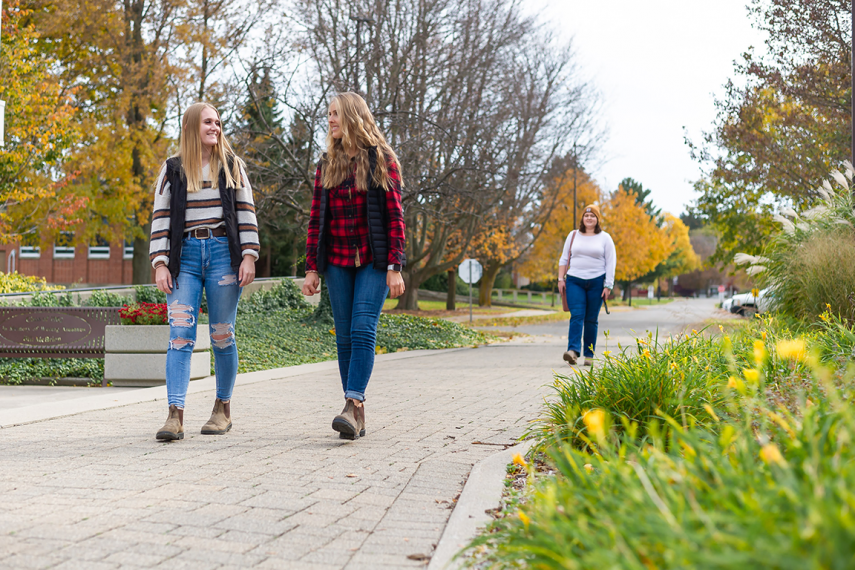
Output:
top-left (565, 273), bottom-right (605, 358)
top-left (324, 264), bottom-right (389, 402)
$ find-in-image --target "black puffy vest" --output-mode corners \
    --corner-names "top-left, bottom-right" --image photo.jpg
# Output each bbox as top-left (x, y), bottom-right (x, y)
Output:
top-left (164, 156), bottom-right (244, 280)
top-left (315, 147), bottom-right (404, 273)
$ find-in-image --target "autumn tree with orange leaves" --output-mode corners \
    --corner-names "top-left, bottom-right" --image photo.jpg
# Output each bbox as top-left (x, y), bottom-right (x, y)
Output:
top-left (0, 0), bottom-right (84, 241)
top-left (518, 168), bottom-right (602, 285)
top-left (602, 187), bottom-right (673, 299)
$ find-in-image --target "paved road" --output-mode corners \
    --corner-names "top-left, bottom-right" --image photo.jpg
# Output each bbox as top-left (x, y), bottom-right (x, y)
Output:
top-left (0, 298), bottom-right (724, 569)
top-left (479, 297), bottom-right (733, 352)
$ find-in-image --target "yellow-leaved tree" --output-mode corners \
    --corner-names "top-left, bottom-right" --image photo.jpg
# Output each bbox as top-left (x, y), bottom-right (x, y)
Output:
top-left (602, 187), bottom-right (673, 298)
top-left (0, 0), bottom-right (84, 241)
top-left (517, 168), bottom-right (603, 285)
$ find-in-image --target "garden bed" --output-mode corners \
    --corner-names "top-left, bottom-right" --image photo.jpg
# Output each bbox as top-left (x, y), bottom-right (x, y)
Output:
top-left (462, 310), bottom-right (855, 568)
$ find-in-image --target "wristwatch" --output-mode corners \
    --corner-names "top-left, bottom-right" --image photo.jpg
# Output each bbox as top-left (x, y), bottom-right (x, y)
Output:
top-left (387, 264), bottom-right (402, 272)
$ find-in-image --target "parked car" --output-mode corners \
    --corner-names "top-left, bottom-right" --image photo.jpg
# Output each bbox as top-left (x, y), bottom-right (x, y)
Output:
top-left (730, 288), bottom-right (774, 317)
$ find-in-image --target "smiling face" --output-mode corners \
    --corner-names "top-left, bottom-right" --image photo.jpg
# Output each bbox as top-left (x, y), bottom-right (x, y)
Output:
top-left (328, 101), bottom-right (343, 139)
top-left (582, 211), bottom-right (598, 230)
top-left (199, 107), bottom-right (221, 152)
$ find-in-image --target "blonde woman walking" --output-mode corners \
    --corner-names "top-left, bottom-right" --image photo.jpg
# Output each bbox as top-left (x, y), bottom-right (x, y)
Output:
top-left (302, 92), bottom-right (406, 440)
top-left (150, 102), bottom-right (260, 441)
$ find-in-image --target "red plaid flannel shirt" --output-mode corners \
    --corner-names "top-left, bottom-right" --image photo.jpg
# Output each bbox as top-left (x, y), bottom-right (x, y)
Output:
top-left (305, 159), bottom-right (405, 272)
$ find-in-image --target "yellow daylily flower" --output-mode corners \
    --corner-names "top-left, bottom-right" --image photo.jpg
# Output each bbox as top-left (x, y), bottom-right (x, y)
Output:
top-left (743, 368), bottom-right (760, 384)
top-left (776, 339), bottom-right (807, 361)
top-left (582, 409), bottom-right (606, 440)
top-left (753, 340), bottom-right (767, 365)
top-left (512, 453), bottom-right (527, 468)
top-left (760, 443), bottom-right (786, 466)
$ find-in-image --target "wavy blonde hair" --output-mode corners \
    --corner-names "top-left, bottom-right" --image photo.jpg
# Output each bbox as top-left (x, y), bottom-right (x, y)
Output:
top-left (179, 102), bottom-right (243, 193)
top-left (322, 92), bottom-right (401, 192)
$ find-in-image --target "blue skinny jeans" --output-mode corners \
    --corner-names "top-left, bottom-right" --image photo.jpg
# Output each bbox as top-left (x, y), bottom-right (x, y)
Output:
top-left (324, 264), bottom-right (389, 402)
top-left (565, 273), bottom-right (605, 358)
top-left (166, 235), bottom-right (242, 408)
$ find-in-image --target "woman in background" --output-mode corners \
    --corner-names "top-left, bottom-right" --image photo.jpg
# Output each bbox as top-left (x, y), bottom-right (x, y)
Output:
top-left (557, 204), bottom-right (616, 366)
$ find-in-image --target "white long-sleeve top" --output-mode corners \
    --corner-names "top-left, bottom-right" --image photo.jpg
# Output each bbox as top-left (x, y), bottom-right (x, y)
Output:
top-left (558, 230), bottom-right (616, 288)
top-left (149, 162), bottom-right (260, 268)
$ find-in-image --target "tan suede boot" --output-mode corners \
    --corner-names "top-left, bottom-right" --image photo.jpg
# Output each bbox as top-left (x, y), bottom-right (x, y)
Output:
top-left (563, 350), bottom-right (578, 365)
top-left (156, 405), bottom-right (184, 441)
top-left (332, 399), bottom-right (364, 440)
top-left (354, 402), bottom-right (366, 438)
top-left (200, 399), bottom-right (232, 435)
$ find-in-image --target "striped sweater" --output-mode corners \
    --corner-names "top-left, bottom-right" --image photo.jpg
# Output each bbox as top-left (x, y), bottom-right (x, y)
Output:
top-left (149, 162), bottom-right (260, 268)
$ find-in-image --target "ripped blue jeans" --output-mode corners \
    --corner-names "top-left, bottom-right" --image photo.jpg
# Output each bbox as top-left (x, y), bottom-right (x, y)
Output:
top-left (165, 235), bottom-right (242, 408)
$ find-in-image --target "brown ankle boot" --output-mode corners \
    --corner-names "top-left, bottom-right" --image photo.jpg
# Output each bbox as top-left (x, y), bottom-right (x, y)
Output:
top-left (354, 402), bottom-right (366, 438)
top-left (332, 399), bottom-right (364, 440)
top-left (156, 405), bottom-right (184, 441)
top-left (201, 399), bottom-right (232, 435)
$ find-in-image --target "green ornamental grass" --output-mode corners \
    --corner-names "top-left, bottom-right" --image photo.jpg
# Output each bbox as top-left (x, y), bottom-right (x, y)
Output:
top-left (465, 317), bottom-right (855, 570)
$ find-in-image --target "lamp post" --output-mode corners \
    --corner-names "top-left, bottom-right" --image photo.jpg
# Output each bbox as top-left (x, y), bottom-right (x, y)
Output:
top-left (350, 14), bottom-right (374, 92)
top-left (572, 142), bottom-right (577, 228)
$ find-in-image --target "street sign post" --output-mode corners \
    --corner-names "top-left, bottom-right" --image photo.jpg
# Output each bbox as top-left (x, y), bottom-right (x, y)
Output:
top-left (458, 259), bottom-right (483, 323)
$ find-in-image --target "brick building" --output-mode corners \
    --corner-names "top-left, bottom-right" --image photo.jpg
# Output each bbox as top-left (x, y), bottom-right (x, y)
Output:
top-left (0, 240), bottom-right (136, 286)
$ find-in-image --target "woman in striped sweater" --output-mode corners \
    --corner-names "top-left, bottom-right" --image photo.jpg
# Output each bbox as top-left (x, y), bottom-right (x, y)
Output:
top-left (149, 102), bottom-right (260, 441)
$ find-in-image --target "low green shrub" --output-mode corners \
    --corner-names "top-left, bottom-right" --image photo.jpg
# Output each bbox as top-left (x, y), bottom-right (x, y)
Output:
top-left (21, 291), bottom-right (75, 307)
top-left (238, 279), bottom-right (310, 313)
top-left (83, 290), bottom-right (132, 307)
top-left (0, 358), bottom-right (103, 385)
top-left (134, 285), bottom-right (167, 304)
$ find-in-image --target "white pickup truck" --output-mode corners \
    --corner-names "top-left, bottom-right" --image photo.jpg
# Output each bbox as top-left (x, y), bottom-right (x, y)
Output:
top-left (725, 288), bottom-right (774, 316)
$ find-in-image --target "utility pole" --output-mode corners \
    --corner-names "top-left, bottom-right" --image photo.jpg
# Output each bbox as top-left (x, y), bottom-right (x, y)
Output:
top-left (572, 142), bottom-right (577, 228)
top-left (350, 15), bottom-right (374, 92)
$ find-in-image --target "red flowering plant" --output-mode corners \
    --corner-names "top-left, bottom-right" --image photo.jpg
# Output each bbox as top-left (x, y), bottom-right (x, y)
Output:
top-left (119, 302), bottom-right (168, 325)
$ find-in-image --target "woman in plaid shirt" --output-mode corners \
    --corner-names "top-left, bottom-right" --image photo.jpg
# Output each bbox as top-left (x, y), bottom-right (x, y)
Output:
top-left (302, 92), bottom-right (406, 440)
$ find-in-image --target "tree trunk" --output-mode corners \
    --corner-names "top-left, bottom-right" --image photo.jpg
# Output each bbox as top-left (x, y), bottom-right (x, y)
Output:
top-left (395, 271), bottom-right (420, 310)
top-left (628, 280), bottom-right (632, 307)
top-left (446, 269), bottom-right (456, 310)
top-left (131, 224), bottom-right (152, 284)
top-left (478, 262), bottom-right (502, 307)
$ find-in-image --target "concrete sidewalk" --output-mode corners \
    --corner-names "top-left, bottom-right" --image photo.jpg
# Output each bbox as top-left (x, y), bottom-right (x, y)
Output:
top-left (0, 344), bottom-right (559, 569)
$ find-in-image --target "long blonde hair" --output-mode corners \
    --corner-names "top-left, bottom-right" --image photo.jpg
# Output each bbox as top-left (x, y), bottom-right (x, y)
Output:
top-left (179, 102), bottom-right (243, 193)
top-left (322, 92), bottom-right (401, 192)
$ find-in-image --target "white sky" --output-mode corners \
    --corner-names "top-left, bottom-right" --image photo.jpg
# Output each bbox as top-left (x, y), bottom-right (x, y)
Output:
top-left (532, 0), bottom-right (768, 216)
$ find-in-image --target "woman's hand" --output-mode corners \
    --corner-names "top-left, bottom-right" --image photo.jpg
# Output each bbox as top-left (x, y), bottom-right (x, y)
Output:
top-left (558, 279), bottom-right (566, 295)
top-left (239, 255), bottom-right (256, 287)
top-left (387, 271), bottom-right (405, 299)
top-left (602, 287), bottom-right (611, 300)
top-left (302, 272), bottom-right (320, 296)
top-left (155, 265), bottom-right (172, 295)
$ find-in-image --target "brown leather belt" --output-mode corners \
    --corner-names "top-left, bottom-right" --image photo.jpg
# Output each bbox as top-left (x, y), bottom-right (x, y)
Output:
top-left (186, 227), bottom-right (227, 239)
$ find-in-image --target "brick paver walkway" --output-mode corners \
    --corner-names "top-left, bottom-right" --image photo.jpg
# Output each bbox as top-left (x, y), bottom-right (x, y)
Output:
top-left (0, 343), bottom-right (559, 569)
